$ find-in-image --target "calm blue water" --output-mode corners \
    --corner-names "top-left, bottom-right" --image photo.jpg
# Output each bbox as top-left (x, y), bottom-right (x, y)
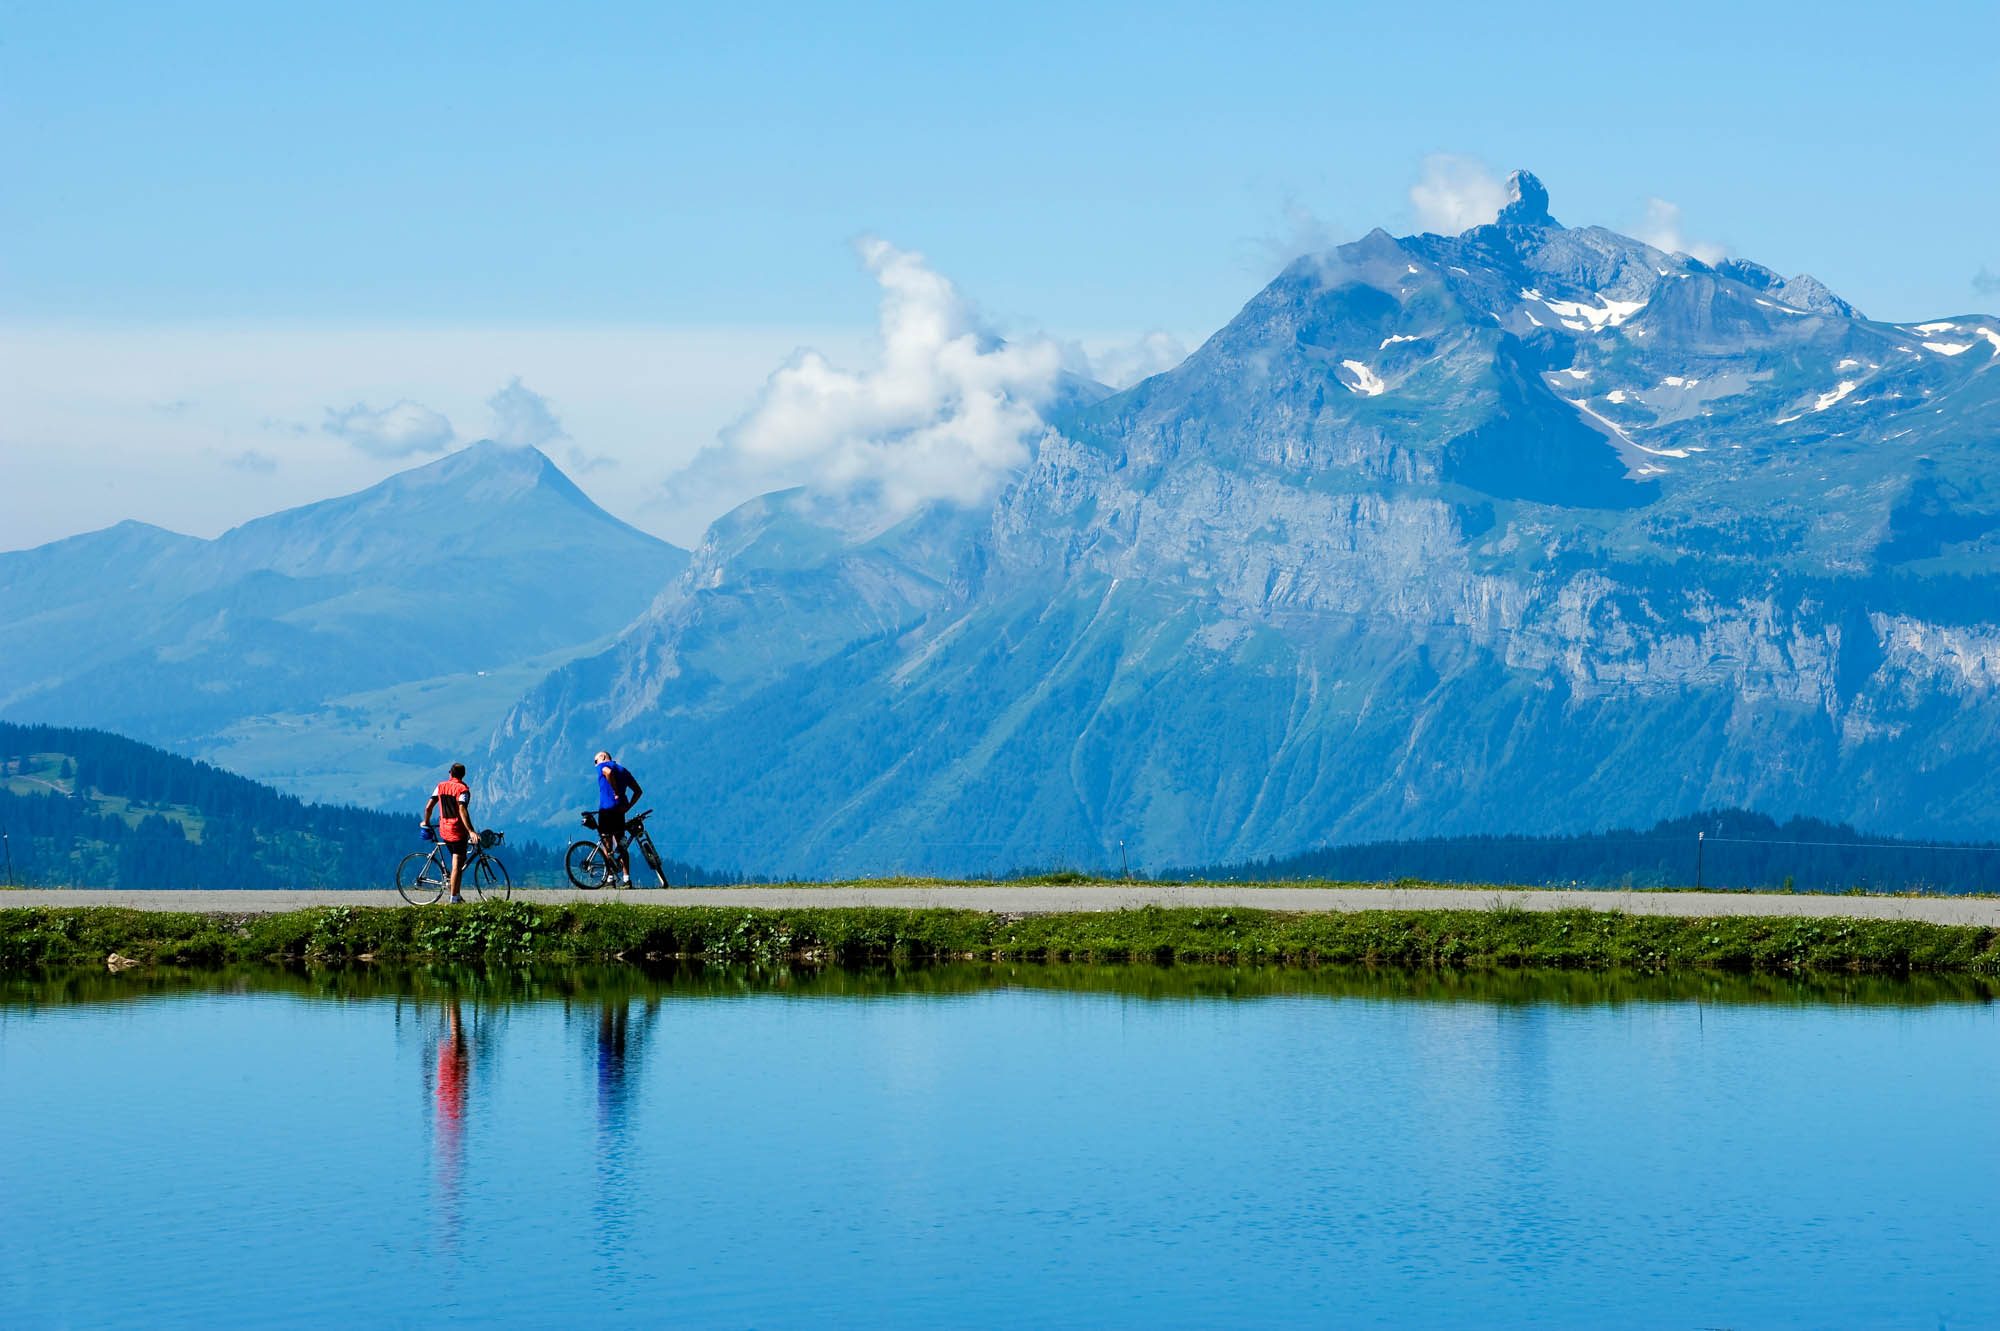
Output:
top-left (2, 968), bottom-right (1996, 1329)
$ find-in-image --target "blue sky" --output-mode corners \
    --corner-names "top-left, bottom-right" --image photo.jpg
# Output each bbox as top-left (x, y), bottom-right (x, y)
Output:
top-left (4, 0), bottom-right (1998, 547)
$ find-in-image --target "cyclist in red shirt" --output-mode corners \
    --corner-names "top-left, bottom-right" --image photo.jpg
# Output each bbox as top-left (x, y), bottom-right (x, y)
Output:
top-left (422, 762), bottom-right (481, 904)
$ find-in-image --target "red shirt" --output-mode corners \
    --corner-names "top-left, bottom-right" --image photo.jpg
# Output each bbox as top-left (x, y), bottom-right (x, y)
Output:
top-left (434, 778), bottom-right (470, 842)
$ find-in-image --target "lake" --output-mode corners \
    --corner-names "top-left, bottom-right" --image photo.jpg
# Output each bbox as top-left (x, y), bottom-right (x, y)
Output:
top-left (2, 965), bottom-right (1996, 1328)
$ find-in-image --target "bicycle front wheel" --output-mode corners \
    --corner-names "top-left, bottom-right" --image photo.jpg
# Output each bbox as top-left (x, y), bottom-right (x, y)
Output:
top-left (565, 840), bottom-right (611, 889)
top-left (396, 850), bottom-right (446, 905)
top-left (638, 835), bottom-right (668, 888)
top-left (472, 854), bottom-right (511, 901)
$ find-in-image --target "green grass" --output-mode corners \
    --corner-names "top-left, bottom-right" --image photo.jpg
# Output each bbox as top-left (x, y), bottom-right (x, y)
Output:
top-left (4, 901), bottom-right (1999, 975)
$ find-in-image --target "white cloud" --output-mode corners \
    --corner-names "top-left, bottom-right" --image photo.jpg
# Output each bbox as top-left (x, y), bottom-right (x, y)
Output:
top-left (1073, 331), bottom-right (1189, 389)
top-left (1408, 155), bottom-right (1510, 235)
top-left (667, 238), bottom-right (1066, 522)
top-left (485, 375), bottom-right (620, 474)
top-left (322, 399), bottom-right (456, 457)
top-left (1246, 197), bottom-right (1348, 273)
top-left (1635, 197), bottom-right (1726, 264)
top-left (487, 376), bottom-right (566, 447)
top-left (221, 449), bottom-right (278, 473)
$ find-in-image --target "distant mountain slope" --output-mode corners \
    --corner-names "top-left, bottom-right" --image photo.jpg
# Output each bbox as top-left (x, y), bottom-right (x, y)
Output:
top-left (0, 443), bottom-right (688, 809)
top-left (488, 170), bottom-right (2000, 875)
top-left (1181, 810), bottom-right (2000, 894)
top-left (0, 721), bottom-right (725, 888)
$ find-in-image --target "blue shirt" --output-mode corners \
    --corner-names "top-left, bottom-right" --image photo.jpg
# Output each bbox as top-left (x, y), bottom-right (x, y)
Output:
top-left (597, 761), bottom-right (633, 810)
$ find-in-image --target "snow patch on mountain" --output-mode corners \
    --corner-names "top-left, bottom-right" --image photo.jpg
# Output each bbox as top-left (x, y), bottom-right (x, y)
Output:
top-left (1521, 288), bottom-right (1648, 331)
top-left (1341, 360), bottom-right (1387, 395)
top-left (1564, 397), bottom-right (1688, 458)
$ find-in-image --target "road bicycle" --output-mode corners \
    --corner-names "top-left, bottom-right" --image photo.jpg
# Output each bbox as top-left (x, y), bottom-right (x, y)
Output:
top-left (566, 808), bottom-right (668, 888)
top-left (397, 829), bottom-right (512, 904)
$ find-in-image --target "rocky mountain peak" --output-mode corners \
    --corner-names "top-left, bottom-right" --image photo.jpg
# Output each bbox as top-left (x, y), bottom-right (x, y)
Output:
top-left (1775, 273), bottom-right (1861, 319)
top-left (1497, 169), bottom-right (1557, 228)
top-left (425, 438), bottom-right (561, 491)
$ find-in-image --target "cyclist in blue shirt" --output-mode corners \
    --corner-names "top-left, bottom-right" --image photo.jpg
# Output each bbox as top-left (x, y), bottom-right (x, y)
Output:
top-left (593, 750), bottom-right (644, 887)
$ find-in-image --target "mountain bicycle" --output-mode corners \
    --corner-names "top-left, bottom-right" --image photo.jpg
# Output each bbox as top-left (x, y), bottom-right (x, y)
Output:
top-left (397, 829), bottom-right (512, 904)
top-left (566, 808), bottom-right (668, 888)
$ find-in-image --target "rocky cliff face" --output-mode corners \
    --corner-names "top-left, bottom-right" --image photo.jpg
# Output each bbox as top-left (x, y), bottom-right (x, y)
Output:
top-left (487, 172), bottom-right (2000, 874)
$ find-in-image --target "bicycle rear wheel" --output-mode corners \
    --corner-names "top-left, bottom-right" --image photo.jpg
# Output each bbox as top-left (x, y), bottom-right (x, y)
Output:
top-left (396, 850), bottom-right (446, 905)
top-left (638, 834), bottom-right (668, 888)
top-left (565, 840), bottom-right (612, 889)
top-left (472, 854), bottom-right (511, 901)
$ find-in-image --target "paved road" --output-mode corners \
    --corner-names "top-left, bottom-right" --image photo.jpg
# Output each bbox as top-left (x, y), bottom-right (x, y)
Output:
top-left (5, 885), bottom-right (1999, 926)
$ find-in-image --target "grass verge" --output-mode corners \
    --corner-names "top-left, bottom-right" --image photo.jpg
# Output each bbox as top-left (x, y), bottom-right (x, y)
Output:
top-left (4, 902), bottom-right (2000, 974)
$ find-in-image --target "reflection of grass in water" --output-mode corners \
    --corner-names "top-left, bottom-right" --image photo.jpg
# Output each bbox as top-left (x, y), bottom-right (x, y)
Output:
top-left (7, 957), bottom-right (1997, 1012)
top-left (6, 901), bottom-right (2000, 978)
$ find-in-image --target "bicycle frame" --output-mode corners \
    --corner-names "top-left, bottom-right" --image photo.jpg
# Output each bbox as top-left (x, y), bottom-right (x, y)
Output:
top-left (570, 810), bottom-right (667, 888)
top-left (397, 836), bottom-right (511, 903)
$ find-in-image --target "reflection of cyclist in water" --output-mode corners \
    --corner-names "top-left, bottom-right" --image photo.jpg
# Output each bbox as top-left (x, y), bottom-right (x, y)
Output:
top-left (587, 999), bottom-right (648, 1245)
top-left (432, 1001), bottom-right (472, 1250)
top-left (592, 999), bottom-right (663, 1135)
top-left (436, 1003), bottom-right (469, 1129)
top-left (596, 1003), bottom-right (629, 1131)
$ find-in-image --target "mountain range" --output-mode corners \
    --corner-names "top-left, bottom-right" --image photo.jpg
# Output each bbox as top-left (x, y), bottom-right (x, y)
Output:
top-left (7, 170), bottom-right (2000, 877)
top-left (0, 442), bottom-right (686, 812)
top-left (487, 171), bottom-right (2000, 874)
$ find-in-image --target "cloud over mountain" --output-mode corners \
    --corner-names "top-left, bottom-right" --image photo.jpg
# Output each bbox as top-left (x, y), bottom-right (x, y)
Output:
top-left (1408, 154), bottom-right (1510, 234)
top-left (322, 399), bottom-right (456, 457)
top-left (1072, 331), bottom-right (1189, 390)
top-left (488, 376), bottom-right (566, 448)
top-left (1635, 197), bottom-right (1725, 264)
top-left (222, 449), bottom-right (277, 473)
top-left (665, 238), bottom-right (1067, 521)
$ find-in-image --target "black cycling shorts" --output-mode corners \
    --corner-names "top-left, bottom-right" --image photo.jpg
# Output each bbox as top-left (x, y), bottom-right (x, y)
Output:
top-left (596, 806), bottom-right (626, 838)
